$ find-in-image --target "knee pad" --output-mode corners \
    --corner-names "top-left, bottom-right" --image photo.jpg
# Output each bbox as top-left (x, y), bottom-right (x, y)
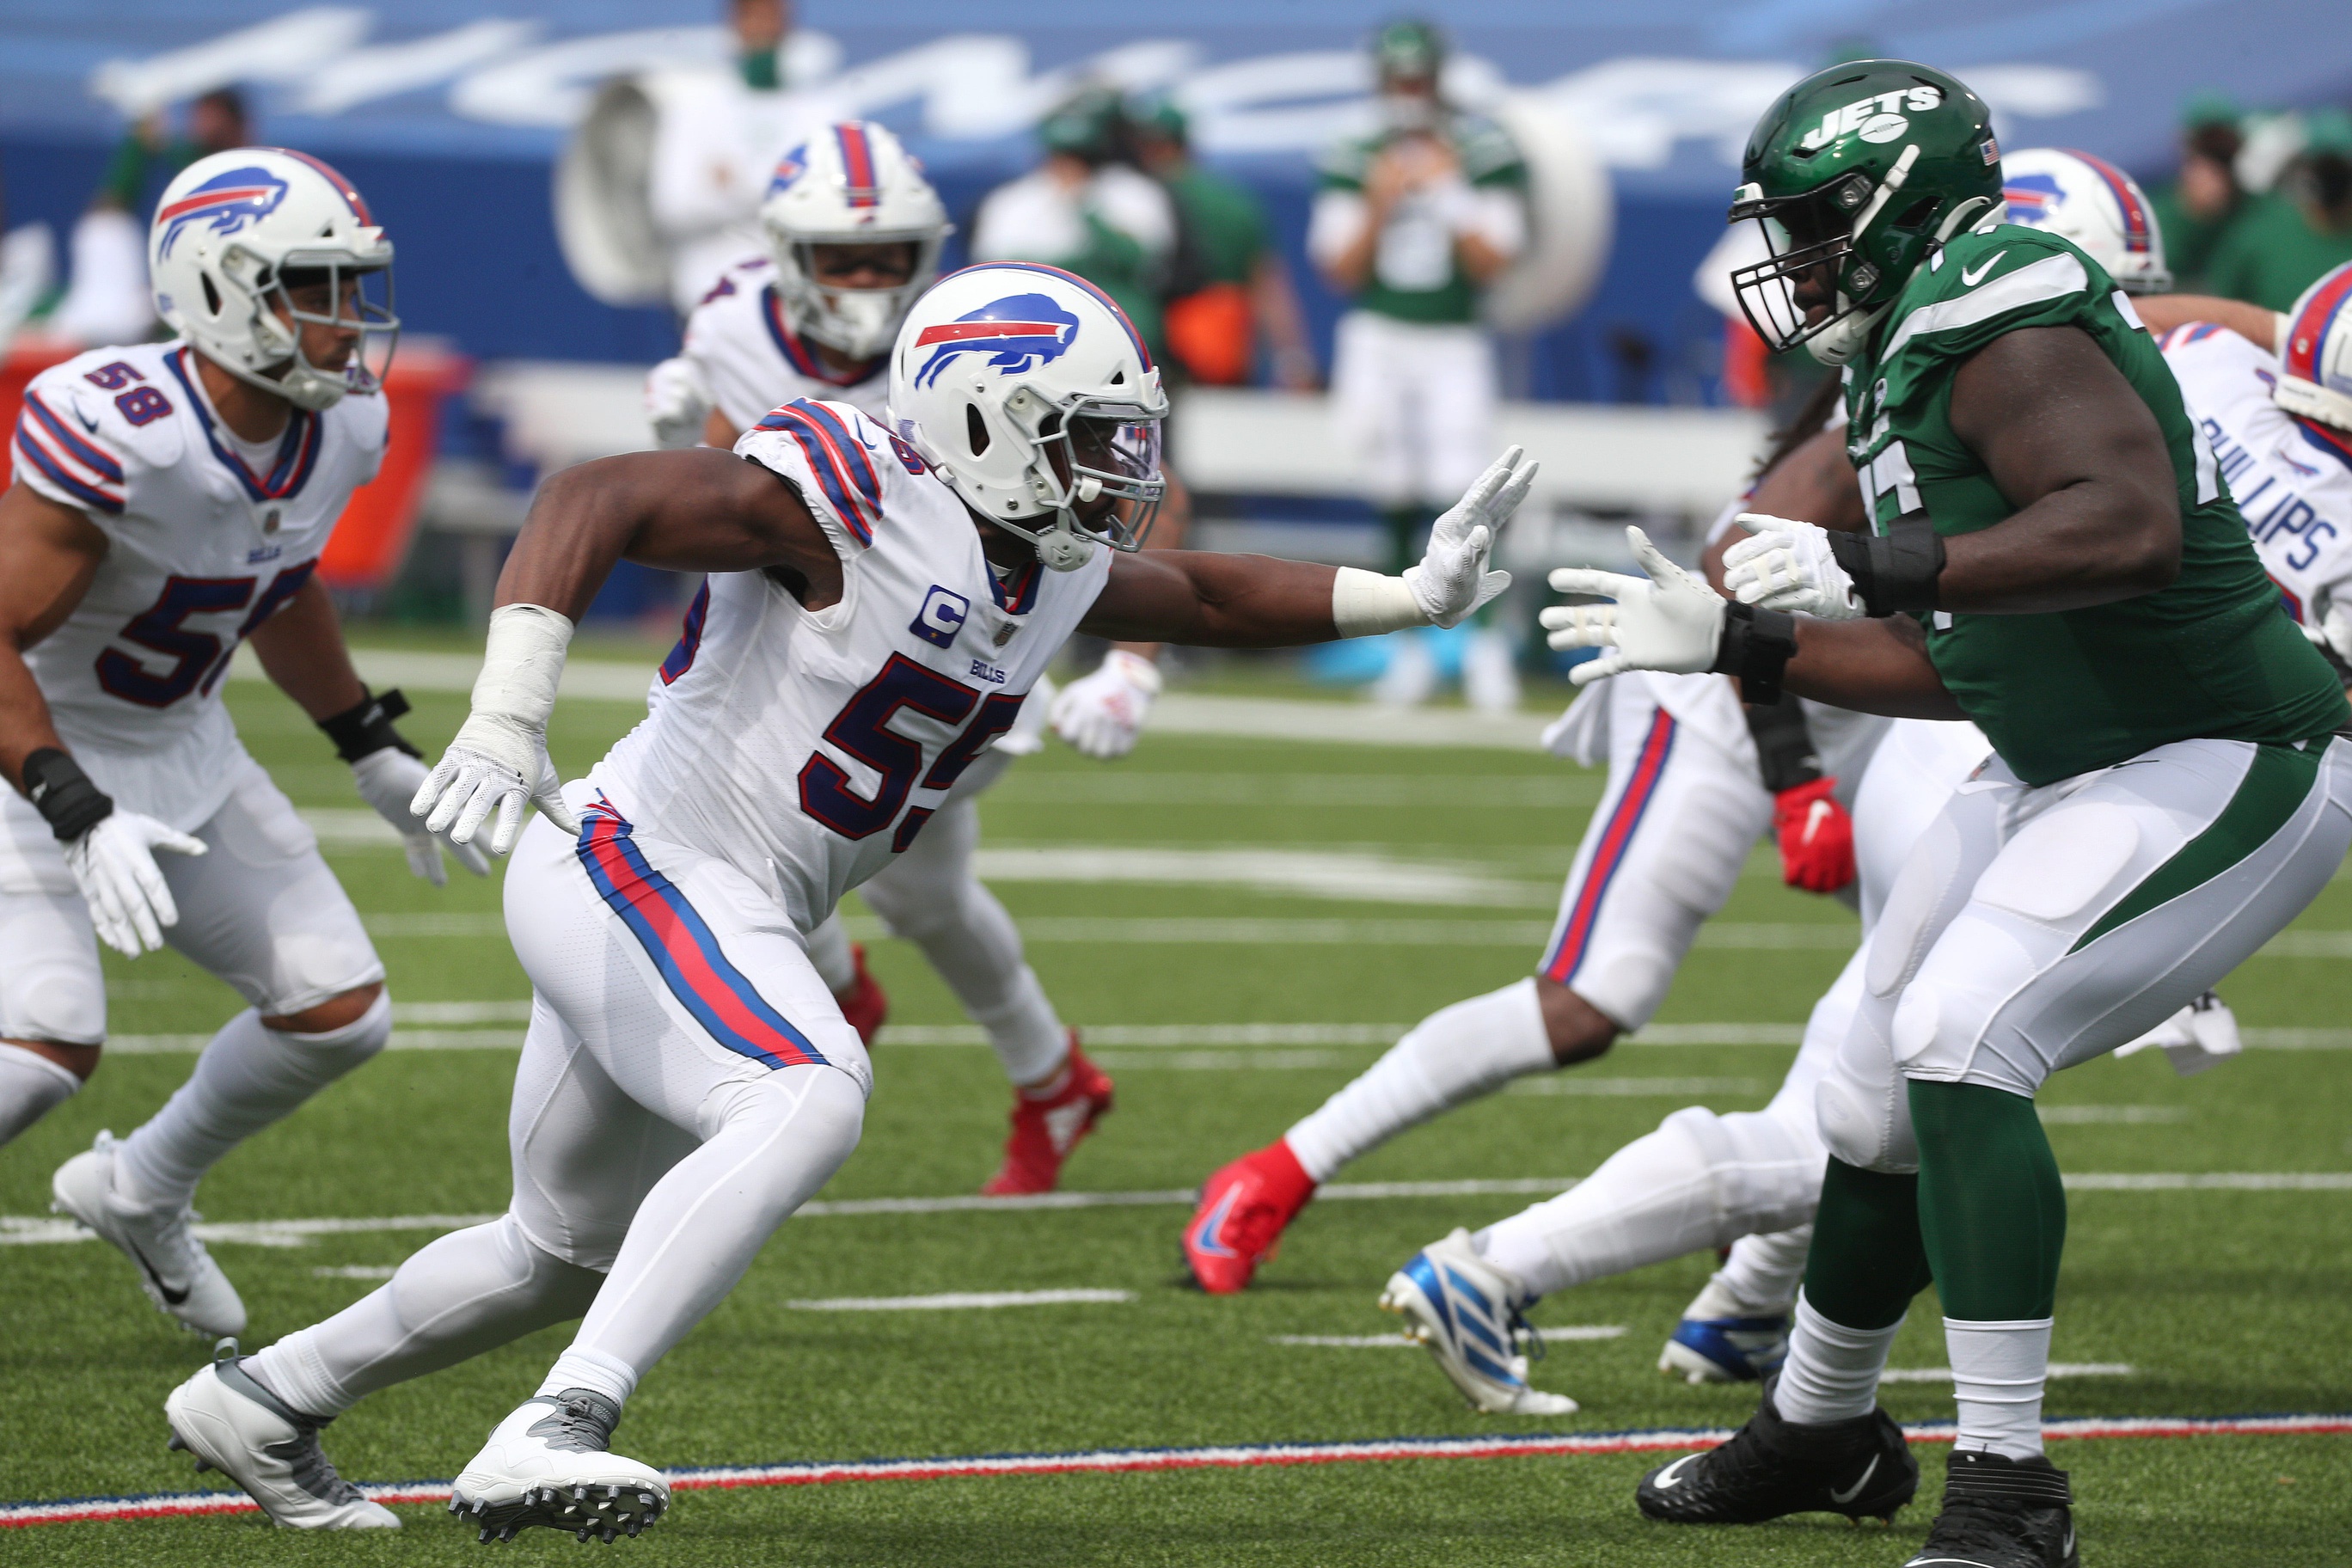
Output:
top-left (1815, 1073), bottom-right (1917, 1173)
top-left (1658, 1105), bottom-right (1825, 1234)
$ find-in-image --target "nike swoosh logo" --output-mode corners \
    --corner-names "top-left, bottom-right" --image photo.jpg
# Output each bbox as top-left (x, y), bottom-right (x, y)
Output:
top-left (1828, 1453), bottom-right (1880, 1504)
top-left (1960, 251), bottom-right (2006, 286)
top-left (76, 407), bottom-right (101, 434)
top-left (125, 1235), bottom-right (192, 1306)
top-left (1651, 1455), bottom-right (1700, 1489)
top-left (1804, 799), bottom-right (1834, 842)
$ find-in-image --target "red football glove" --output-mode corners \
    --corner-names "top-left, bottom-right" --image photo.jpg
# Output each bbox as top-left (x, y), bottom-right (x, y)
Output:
top-left (1773, 776), bottom-right (1854, 894)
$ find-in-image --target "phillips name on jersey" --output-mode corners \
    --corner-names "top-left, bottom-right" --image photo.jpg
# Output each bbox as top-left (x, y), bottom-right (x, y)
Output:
top-left (8, 340), bottom-right (388, 830)
top-left (591, 397), bottom-right (1110, 934)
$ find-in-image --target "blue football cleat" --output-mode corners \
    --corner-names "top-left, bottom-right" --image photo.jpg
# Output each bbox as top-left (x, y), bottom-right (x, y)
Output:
top-left (1378, 1229), bottom-right (1577, 1415)
top-left (1659, 1273), bottom-right (1791, 1383)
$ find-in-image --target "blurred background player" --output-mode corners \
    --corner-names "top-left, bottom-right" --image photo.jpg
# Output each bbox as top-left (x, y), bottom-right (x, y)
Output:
top-left (2203, 107), bottom-right (2352, 313)
top-left (645, 124), bottom-right (1118, 1194)
top-left (1309, 18), bottom-right (1528, 712)
top-left (2, 149), bottom-right (481, 1346)
top-left (1125, 94), bottom-right (1320, 394)
top-left (47, 88), bottom-right (249, 349)
top-left (2150, 93), bottom-right (2247, 293)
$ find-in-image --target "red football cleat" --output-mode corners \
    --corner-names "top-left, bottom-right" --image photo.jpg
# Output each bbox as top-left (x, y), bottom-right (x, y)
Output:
top-left (1184, 1140), bottom-right (1318, 1295)
top-left (980, 1036), bottom-right (1113, 1196)
top-left (833, 944), bottom-right (888, 1046)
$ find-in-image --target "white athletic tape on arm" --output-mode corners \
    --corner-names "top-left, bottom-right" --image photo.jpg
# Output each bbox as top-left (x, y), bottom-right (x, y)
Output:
top-left (1331, 567), bottom-right (1429, 639)
top-left (471, 603), bottom-right (574, 732)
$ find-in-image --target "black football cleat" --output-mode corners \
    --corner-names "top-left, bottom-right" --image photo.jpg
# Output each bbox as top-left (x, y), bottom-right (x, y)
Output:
top-left (1904, 1449), bottom-right (2079, 1567)
top-left (1637, 1385), bottom-right (1917, 1525)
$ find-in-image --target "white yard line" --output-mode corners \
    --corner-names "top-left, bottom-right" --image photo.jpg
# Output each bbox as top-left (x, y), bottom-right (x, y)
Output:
top-left (2037, 1106), bottom-right (2191, 1124)
top-left (1881, 1363), bottom-right (2134, 1383)
top-left (786, 1289), bottom-right (1134, 1312)
top-left (1510, 1076), bottom-right (1767, 1097)
top-left (1270, 1326), bottom-right (1627, 1348)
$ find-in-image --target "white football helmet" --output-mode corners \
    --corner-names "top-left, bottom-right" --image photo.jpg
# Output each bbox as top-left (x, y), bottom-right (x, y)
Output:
top-left (889, 263), bottom-right (1168, 573)
top-left (2000, 147), bottom-right (2171, 294)
top-left (150, 148), bottom-right (395, 411)
top-left (2275, 261), bottom-right (2352, 435)
top-left (762, 122), bottom-right (950, 362)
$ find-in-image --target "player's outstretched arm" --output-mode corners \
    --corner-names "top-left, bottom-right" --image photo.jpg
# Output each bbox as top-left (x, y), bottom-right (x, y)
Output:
top-left (413, 450), bottom-right (837, 854)
top-left (1082, 445), bottom-right (1538, 648)
top-left (2134, 294), bottom-right (2282, 351)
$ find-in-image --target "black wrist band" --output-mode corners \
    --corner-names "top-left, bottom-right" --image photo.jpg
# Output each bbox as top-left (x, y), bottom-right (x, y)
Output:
top-left (319, 687), bottom-right (420, 763)
top-left (1826, 511), bottom-right (1945, 616)
top-left (21, 748), bottom-right (114, 841)
top-left (1711, 602), bottom-right (1799, 706)
top-left (1745, 690), bottom-right (1824, 791)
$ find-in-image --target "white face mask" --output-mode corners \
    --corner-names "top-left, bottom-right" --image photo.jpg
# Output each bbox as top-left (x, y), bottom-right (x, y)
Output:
top-left (805, 285), bottom-right (907, 359)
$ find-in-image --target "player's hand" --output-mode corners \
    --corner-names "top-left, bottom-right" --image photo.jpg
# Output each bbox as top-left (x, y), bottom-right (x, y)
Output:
top-left (646, 357), bottom-right (713, 450)
top-left (1050, 649), bottom-right (1162, 760)
top-left (1772, 776), bottom-right (1854, 894)
top-left (411, 711), bottom-right (577, 858)
top-left (1722, 513), bottom-right (1865, 620)
top-left (1407, 445), bottom-right (1537, 628)
top-left (1543, 527), bottom-right (1726, 687)
top-left (63, 811), bottom-right (206, 957)
top-left (352, 747), bottom-right (491, 886)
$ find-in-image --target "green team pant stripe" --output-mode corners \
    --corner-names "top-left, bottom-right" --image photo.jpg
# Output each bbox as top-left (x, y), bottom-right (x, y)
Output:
top-left (2072, 743), bottom-right (2320, 953)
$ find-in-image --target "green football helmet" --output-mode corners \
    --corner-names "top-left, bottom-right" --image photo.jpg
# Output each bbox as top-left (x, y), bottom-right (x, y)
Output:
top-left (1373, 18), bottom-right (1446, 87)
top-left (1041, 85), bottom-right (1125, 165)
top-left (1730, 60), bottom-right (2003, 364)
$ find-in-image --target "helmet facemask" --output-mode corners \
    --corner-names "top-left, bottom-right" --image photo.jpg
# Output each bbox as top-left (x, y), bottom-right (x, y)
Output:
top-left (989, 384), bottom-right (1164, 572)
top-left (211, 249), bottom-right (398, 411)
top-left (775, 236), bottom-right (940, 362)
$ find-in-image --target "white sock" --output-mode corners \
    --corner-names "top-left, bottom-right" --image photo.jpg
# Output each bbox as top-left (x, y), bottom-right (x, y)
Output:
top-left (118, 994), bottom-right (392, 1210)
top-left (804, 915), bottom-right (859, 994)
top-left (537, 1346), bottom-right (639, 1409)
top-left (0, 1043), bottom-right (82, 1148)
top-left (1947, 1316), bottom-right (2051, 1461)
top-left (1473, 1103), bottom-right (1819, 1297)
top-left (1773, 1291), bottom-right (1900, 1424)
top-left (564, 1064), bottom-right (862, 1378)
top-left (245, 1214), bottom-right (602, 1418)
top-left (1713, 1227), bottom-right (1814, 1315)
top-left (859, 803), bottom-right (1068, 1086)
top-left (1285, 979), bottom-right (1553, 1182)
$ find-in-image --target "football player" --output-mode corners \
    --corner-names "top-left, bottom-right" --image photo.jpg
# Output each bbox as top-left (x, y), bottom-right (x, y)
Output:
top-left (162, 261), bottom-right (1539, 1539)
top-left (645, 123), bottom-right (1166, 1194)
top-left (1552, 64), bottom-right (2350, 1565)
top-left (0, 150), bottom-right (479, 1355)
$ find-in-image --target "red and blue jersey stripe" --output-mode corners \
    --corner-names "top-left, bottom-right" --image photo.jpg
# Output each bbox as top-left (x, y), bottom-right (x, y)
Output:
top-left (1541, 708), bottom-right (1676, 986)
top-left (574, 806), bottom-right (828, 1070)
top-left (2158, 322), bottom-right (2226, 352)
top-left (761, 285), bottom-right (882, 388)
top-left (834, 123), bottom-right (879, 208)
top-left (14, 390), bottom-right (126, 514)
top-left (958, 260), bottom-right (1155, 372)
top-left (755, 398), bottom-right (884, 544)
top-left (165, 349), bottom-right (322, 502)
top-left (659, 580), bottom-right (711, 685)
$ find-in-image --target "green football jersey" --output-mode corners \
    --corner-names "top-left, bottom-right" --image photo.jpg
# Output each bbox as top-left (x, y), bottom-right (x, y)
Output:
top-left (1844, 222), bottom-right (2348, 786)
top-left (1316, 114), bottom-right (1526, 326)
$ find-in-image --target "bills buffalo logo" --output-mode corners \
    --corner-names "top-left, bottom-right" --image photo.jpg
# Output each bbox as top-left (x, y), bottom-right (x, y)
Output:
top-left (156, 166), bottom-right (290, 259)
top-left (912, 294), bottom-right (1081, 389)
top-left (2002, 172), bottom-right (2064, 224)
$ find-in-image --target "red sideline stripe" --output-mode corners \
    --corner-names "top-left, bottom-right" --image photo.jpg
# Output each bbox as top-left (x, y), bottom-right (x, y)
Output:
top-left (11, 1414), bottom-right (2348, 1528)
top-left (1543, 708), bottom-right (1675, 984)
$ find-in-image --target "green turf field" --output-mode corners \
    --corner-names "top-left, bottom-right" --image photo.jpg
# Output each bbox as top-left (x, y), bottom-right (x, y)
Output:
top-left (4, 659), bottom-right (2349, 1565)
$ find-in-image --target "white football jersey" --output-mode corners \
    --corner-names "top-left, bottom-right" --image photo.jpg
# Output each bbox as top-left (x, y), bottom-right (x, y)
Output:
top-left (9, 340), bottom-right (388, 829)
top-left (681, 257), bottom-right (890, 435)
top-left (2160, 322), bottom-right (2352, 625)
top-left (593, 398), bottom-right (1111, 930)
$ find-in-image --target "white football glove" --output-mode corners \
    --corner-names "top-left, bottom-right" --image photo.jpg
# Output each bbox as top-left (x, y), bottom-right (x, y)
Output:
top-left (64, 811), bottom-right (206, 957)
top-left (352, 747), bottom-right (491, 885)
top-left (1542, 527), bottom-right (1727, 688)
top-left (1050, 649), bottom-right (1162, 760)
top-left (1721, 513), bottom-right (1865, 620)
top-left (411, 604), bottom-right (580, 856)
top-left (646, 356), bottom-right (714, 450)
top-left (1406, 445), bottom-right (1540, 628)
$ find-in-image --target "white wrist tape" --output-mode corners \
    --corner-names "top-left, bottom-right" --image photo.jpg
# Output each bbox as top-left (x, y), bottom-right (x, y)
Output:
top-left (1332, 567), bottom-right (1429, 639)
top-left (471, 603), bottom-right (574, 732)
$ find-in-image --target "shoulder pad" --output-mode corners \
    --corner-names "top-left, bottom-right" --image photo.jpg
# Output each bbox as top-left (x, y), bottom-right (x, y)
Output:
top-left (1877, 226), bottom-right (2094, 366)
top-left (330, 385), bottom-right (392, 454)
top-left (14, 350), bottom-right (187, 514)
top-left (1315, 137), bottom-right (1376, 186)
top-left (738, 397), bottom-right (914, 554)
top-left (1451, 117), bottom-right (1525, 181)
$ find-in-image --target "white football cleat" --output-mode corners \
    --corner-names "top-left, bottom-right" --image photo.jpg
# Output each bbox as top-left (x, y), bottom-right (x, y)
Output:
top-left (450, 1390), bottom-right (669, 1544)
top-left (1379, 1228), bottom-right (1577, 1416)
top-left (52, 1130), bottom-right (245, 1338)
top-left (164, 1347), bottom-right (399, 1529)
